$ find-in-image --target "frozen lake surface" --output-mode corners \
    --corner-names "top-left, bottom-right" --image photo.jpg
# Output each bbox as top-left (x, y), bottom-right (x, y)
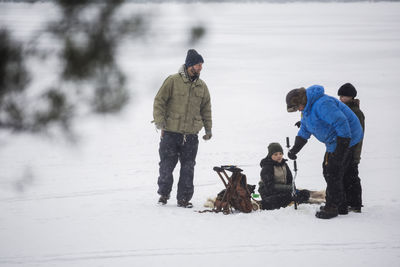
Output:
top-left (1, 2), bottom-right (400, 266)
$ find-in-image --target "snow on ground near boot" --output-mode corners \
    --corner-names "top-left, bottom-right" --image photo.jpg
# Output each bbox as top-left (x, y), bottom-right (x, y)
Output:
top-left (1, 2), bottom-right (400, 267)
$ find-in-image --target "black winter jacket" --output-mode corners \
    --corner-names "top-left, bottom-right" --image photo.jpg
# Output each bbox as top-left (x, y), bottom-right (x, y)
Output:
top-left (346, 99), bottom-right (365, 164)
top-left (258, 157), bottom-right (293, 200)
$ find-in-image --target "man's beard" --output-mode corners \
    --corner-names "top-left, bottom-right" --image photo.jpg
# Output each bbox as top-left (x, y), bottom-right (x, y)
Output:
top-left (189, 67), bottom-right (200, 78)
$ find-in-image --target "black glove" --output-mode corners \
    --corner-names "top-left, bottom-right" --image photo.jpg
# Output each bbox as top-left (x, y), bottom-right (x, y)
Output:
top-left (288, 136), bottom-right (307, 160)
top-left (294, 121), bottom-right (301, 128)
top-left (287, 150), bottom-right (297, 160)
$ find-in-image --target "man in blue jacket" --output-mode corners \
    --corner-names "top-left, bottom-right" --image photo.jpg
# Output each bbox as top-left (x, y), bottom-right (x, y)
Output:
top-left (286, 85), bottom-right (363, 219)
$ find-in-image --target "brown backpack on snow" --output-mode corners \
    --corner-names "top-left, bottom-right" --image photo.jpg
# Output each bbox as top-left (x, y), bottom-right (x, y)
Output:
top-left (213, 166), bottom-right (254, 214)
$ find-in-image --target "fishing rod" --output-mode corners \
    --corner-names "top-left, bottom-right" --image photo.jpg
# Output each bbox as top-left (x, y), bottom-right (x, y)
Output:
top-left (286, 137), bottom-right (298, 210)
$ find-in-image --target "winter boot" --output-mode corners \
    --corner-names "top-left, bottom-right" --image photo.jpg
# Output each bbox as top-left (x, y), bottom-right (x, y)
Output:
top-left (349, 206), bottom-right (362, 213)
top-left (177, 199), bottom-right (193, 208)
top-left (316, 205), bottom-right (338, 219)
top-left (338, 205), bottom-right (349, 215)
top-left (320, 205), bottom-right (348, 215)
top-left (158, 195), bottom-right (170, 205)
top-left (295, 189), bottom-right (311, 204)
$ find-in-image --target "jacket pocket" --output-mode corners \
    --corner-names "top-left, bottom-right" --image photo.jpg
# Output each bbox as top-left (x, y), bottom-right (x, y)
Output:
top-left (166, 112), bottom-right (181, 131)
top-left (192, 87), bottom-right (204, 106)
top-left (193, 115), bottom-right (203, 133)
top-left (194, 87), bottom-right (204, 97)
top-left (173, 87), bottom-right (187, 96)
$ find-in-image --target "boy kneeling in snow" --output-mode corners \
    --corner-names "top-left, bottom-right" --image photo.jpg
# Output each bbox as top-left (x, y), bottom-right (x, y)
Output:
top-left (258, 142), bottom-right (310, 210)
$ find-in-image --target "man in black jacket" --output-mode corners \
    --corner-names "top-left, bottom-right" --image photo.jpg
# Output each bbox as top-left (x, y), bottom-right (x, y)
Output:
top-left (338, 83), bottom-right (365, 212)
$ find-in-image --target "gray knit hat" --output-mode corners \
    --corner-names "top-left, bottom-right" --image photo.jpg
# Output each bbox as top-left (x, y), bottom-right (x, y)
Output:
top-left (267, 142), bottom-right (283, 158)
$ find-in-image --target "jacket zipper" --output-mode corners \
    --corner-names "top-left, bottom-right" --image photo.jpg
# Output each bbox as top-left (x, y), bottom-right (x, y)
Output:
top-left (183, 79), bottom-right (195, 135)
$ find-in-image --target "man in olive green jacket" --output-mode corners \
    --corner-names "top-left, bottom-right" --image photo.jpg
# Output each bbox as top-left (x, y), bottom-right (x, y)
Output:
top-left (153, 49), bottom-right (212, 208)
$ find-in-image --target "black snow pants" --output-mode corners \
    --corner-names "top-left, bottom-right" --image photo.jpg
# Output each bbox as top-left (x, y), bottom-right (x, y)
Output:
top-left (343, 151), bottom-right (362, 208)
top-left (323, 144), bottom-right (362, 209)
top-left (157, 131), bottom-right (199, 202)
top-left (260, 192), bottom-right (293, 210)
top-left (260, 190), bottom-right (310, 210)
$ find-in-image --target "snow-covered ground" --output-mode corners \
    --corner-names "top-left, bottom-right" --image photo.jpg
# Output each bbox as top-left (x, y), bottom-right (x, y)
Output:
top-left (1, 2), bottom-right (400, 266)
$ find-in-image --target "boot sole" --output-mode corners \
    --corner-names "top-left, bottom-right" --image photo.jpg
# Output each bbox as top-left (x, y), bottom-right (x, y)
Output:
top-left (320, 206), bottom-right (348, 215)
top-left (349, 207), bottom-right (362, 213)
top-left (315, 211), bottom-right (338, 219)
top-left (177, 204), bottom-right (193, 208)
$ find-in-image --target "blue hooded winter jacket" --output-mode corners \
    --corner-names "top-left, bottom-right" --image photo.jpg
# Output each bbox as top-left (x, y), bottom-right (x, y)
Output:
top-left (298, 85), bottom-right (363, 152)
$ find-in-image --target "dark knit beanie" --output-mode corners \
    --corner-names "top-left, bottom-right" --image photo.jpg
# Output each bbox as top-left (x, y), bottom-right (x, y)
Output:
top-left (267, 142), bottom-right (283, 158)
top-left (185, 49), bottom-right (204, 67)
top-left (286, 87), bottom-right (307, 112)
top-left (338, 83), bottom-right (357, 98)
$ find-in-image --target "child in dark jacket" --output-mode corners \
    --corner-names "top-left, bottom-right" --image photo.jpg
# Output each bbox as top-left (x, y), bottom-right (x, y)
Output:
top-left (258, 142), bottom-right (310, 210)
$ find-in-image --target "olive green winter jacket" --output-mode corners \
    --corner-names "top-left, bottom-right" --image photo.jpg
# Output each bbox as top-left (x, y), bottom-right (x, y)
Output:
top-left (153, 65), bottom-right (212, 134)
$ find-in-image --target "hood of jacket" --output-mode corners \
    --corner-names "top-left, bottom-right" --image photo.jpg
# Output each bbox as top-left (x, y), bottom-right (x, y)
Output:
top-left (303, 85), bottom-right (325, 116)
